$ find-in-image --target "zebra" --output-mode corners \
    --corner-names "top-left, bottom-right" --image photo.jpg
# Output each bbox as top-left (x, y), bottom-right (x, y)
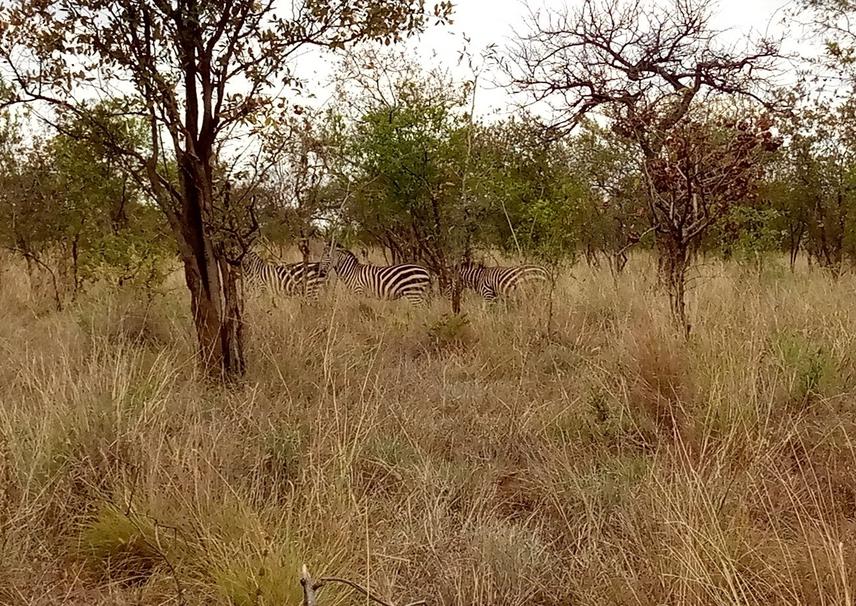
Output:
top-left (454, 260), bottom-right (551, 301)
top-left (241, 250), bottom-right (328, 299)
top-left (322, 246), bottom-right (430, 305)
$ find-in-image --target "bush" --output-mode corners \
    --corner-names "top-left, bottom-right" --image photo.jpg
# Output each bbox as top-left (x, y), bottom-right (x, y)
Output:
top-left (426, 313), bottom-right (476, 352)
top-left (79, 505), bottom-right (166, 584)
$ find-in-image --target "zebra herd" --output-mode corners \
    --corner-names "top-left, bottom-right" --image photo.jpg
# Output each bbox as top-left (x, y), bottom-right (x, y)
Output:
top-left (241, 245), bottom-right (550, 305)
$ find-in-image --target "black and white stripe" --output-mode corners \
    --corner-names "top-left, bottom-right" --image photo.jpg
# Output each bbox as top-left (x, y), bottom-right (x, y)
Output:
top-left (456, 261), bottom-right (550, 301)
top-left (242, 251), bottom-right (328, 299)
top-left (323, 247), bottom-right (430, 305)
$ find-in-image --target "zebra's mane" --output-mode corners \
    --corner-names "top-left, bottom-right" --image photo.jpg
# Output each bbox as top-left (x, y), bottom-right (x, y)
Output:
top-left (331, 247), bottom-right (359, 266)
top-left (243, 250), bottom-right (264, 263)
top-left (460, 260), bottom-right (487, 270)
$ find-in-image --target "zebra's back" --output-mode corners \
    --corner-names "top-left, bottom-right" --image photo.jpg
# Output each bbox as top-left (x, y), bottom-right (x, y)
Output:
top-left (357, 263), bottom-right (431, 303)
top-left (243, 253), bottom-right (328, 299)
top-left (274, 262), bottom-right (328, 297)
top-left (478, 264), bottom-right (550, 300)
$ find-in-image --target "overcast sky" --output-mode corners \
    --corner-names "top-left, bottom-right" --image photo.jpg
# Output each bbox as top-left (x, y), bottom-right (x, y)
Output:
top-left (420, 0), bottom-right (795, 56)
top-left (292, 0), bottom-right (808, 117)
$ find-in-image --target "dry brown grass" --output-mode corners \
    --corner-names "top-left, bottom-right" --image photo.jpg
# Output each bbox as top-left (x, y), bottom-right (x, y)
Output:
top-left (2, 254), bottom-right (856, 605)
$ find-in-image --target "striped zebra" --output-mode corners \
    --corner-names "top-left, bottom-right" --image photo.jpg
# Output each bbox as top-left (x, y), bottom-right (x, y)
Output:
top-left (241, 250), bottom-right (328, 299)
top-left (455, 260), bottom-right (551, 301)
top-left (322, 246), bottom-right (430, 305)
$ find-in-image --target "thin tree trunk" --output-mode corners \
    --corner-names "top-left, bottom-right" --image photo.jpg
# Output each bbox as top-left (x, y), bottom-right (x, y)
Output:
top-left (584, 244), bottom-right (599, 268)
top-left (789, 237), bottom-right (798, 272)
top-left (23, 252), bottom-right (33, 282)
top-left (788, 223), bottom-right (804, 273)
top-left (450, 270), bottom-right (462, 314)
top-left (220, 256), bottom-right (246, 376)
top-left (71, 235), bottom-right (80, 301)
top-left (660, 235), bottom-right (691, 338)
top-left (24, 251), bottom-right (63, 312)
top-left (299, 231), bottom-right (310, 297)
top-left (610, 250), bottom-right (628, 277)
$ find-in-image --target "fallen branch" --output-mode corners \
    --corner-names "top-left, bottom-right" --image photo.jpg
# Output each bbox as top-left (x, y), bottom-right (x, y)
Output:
top-left (300, 565), bottom-right (319, 606)
top-left (301, 564), bottom-right (427, 606)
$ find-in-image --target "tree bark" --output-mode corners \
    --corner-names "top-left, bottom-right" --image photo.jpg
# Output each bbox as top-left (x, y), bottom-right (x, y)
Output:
top-left (610, 250), bottom-right (628, 276)
top-left (177, 158), bottom-right (246, 382)
top-left (450, 271), bottom-right (462, 314)
top-left (788, 226), bottom-right (802, 272)
top-left (659, 234), bottom-right (691, 338)
top-left (180, 239), bottom-right (246, 381)
top-left (584, 243), bottom-right (599, 267)
top-left (71, 235), bottom-right (80, 301)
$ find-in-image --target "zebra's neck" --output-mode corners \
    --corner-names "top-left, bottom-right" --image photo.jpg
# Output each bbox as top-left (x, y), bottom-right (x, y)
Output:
top-left (243, 251), bottom-right (266, 275)
top-left (460, 264), bottom-right (484, 287)
top-left (335, 251), bottom-right (360, 285)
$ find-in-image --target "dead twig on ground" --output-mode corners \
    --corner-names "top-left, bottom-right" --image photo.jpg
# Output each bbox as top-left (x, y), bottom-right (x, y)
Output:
top-left (301, 564), bottom-right (427, 606)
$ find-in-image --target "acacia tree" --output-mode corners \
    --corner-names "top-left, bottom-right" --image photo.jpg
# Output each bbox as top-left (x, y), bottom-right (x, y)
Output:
top-left (648, 110), bottom-right (780, 320)
top-left (507, 0), bottom-right (779, 334)
top-left (763, 148), bottom-right (809, 271)
top-left (473, 117), bottom-right (580, 261)
top-left (328, 54), bottom-right (482, 313)
top-left (797, 2), bottom-right (856, 273)
top-left (49, 105), bottom-right (174, 295)
top-left (0, 0), bottom-right (451, 379)
top-left (0, 98), bottom-right (172, 303)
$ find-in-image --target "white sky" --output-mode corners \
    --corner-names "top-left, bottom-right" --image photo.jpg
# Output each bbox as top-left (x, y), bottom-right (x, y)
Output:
top-left (293, 0), bottom-right (810, 118)
top-left (5, 0), bottom-right (814, 154)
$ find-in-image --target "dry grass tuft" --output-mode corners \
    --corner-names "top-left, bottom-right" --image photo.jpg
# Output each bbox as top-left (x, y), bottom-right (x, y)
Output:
top-left (627, 324), bottom-right (693, 445)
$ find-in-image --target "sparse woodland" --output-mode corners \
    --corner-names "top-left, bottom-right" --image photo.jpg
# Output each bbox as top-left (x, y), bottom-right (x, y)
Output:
top-left (2, 0), bottom-right (856, 604)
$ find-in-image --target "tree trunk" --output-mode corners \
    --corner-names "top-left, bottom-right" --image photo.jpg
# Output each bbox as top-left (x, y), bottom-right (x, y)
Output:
top-left (584, 243), bottom-right (599, 267)
top-left (659, 235), bottom-right (691, 338)
top-left (71, 235), bottom-right (80, 301)
top-left (610, 250), bottom-right (628, 277)
top-left (23, 252), bottom-right (33, 282)
top-left (789, 238), bottom-right (798, 272)
top-left (450, 271), bottom-right (462, 315)
top-left (299, 232), bottom-right (311, 297)
top-left (220, 256), bottom-right (246, 375)
top-left (181, 246), bottom-right (245, 381)
top-left (656, 250), bottom-right (667, 290)
top-left (177, 163), bottom-right (246, 382)
top-left (158, 8), bottom-right (248, 383)
top-left (788, 224), bottom-right (803, 273)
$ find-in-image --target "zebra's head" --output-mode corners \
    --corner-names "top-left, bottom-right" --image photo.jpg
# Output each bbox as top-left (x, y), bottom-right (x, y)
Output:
top-left (320, 244), bottom-right (356, 274)
top-left (439, 260), bottom-right (483, 297)
top-left (241, 250), bottom-right (265, 270)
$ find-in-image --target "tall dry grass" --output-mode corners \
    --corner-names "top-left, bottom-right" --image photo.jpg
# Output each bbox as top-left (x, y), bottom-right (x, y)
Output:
top-left (1, 253), bottom-right (856, 605)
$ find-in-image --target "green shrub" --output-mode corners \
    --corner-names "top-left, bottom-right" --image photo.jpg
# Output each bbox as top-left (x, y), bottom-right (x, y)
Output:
top-left (426, 313), bottom-right (476, 352)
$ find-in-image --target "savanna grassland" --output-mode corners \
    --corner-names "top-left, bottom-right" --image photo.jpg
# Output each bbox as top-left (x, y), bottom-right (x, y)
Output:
top-left (2, 253), bottom-right (856, 606)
